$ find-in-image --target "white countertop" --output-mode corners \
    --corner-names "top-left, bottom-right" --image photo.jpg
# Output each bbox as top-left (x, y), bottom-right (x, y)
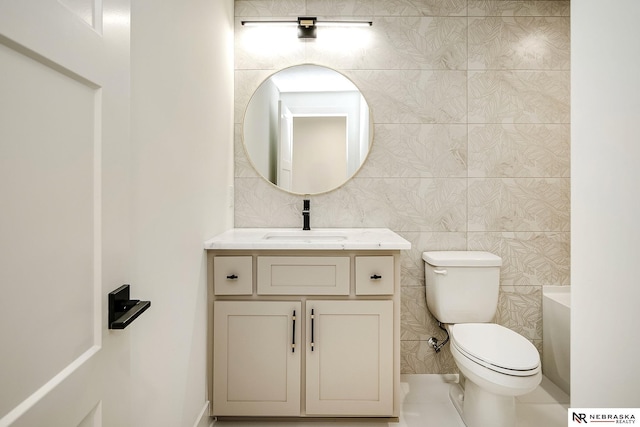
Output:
top-left (204, 228), bottom-right (411, 251)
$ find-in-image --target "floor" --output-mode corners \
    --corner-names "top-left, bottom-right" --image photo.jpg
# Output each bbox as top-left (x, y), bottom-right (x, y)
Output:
top-left (214, 374), bottom-right (569, 427)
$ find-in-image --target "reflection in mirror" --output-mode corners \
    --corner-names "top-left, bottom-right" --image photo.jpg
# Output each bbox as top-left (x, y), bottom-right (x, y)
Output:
top-left (243, 65), bottom-right (372, 195)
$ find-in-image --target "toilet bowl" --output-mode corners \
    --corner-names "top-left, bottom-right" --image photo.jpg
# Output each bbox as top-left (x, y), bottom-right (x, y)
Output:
top-left (423, 251), bottom-right (541, 427)
top-left (448, 325), bottom-right (541, 427)
top-left (449, 323), bottom-right (541, 427)
top-left (450, 323), bottom-right (541, 396)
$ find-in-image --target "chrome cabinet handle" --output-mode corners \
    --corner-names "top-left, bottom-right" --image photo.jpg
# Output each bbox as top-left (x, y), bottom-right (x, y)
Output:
top-left (310, 309), bottom-right (315, 351)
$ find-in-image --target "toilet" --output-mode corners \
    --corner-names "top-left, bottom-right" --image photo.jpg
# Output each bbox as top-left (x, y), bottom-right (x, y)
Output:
top-left (423, 251), bottom-right (541, 427)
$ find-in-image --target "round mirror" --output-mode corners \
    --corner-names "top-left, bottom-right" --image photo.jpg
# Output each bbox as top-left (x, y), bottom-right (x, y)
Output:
top-left (243, 64), bottom-right (373, 195)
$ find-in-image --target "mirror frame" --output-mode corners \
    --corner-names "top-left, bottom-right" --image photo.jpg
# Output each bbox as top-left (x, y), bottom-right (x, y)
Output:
top-left (242, 64), bottom-right (374, 195)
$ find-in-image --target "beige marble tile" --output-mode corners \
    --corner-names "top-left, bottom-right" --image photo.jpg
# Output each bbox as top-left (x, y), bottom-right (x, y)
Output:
top-left (469, 16), bottom-right (570, 70)
top-left (496, 285), bottom-right (542, 341)
top-left (468, 70), bottom-right (570, 124)
top-left (302, 27), bottom-right (379, 70)
top-left (359, 17), bottom-right (467, 70)
top-left (401, 286), bottom-right (432, 341)
top-left (333, 177), bottom-right (468, 231)
top-left (306, 0), bottom-right (374, 16)
top-left (359, 124), bottom-right (467, 178)
top-left (468, 178), bottom-right (570, 232)
top-left (468, 232), bottom-right (570, 286)
top-left (468, 124), bottom-right (570, 178)
top-left (401, 340), bottom-right (457, 374)
top-left (234, 0), bottom-right (306, 17)
top-left (374, 0), bottom-right (467, 17)
top-left (234, 124), bottom-right (259, 178)
top-left (234, 177), bottom-right (468, 230)
top-left (348, 70), bottom-right (467, 124)
top-left (306, 17), bottom-right (466, 70)
top-left (469, 1), bottom-right (570, 17)
top-left (234, 177), bottom-right (301, 227)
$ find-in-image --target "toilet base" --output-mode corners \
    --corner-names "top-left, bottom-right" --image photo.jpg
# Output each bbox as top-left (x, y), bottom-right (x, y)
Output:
top-left (449, 380), bottom-right (516, 427)
top-left (449, 382), bottom-right (465, 418)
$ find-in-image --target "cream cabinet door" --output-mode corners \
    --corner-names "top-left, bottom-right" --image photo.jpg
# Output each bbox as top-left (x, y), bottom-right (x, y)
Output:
top-left (305, 300), bottom-right (394, 416)
top-left (213, 301), bottom-right (301, 416)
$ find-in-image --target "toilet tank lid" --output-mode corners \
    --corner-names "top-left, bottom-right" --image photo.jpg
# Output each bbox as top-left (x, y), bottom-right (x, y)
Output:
top-left (422, 251), bottom-right (502, 267)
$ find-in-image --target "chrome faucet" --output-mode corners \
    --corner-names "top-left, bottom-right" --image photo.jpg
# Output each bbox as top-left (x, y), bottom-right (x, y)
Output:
top-left (302, 199), bottom-right (310, 230)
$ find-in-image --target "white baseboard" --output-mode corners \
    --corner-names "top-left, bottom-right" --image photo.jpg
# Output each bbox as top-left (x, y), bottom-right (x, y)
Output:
top-left (192, 401), bottom-right (213, 427)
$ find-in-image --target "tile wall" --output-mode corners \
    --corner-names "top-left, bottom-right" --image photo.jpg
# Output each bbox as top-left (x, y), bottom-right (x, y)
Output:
top-left (233, 0), bottom-right (570, 374)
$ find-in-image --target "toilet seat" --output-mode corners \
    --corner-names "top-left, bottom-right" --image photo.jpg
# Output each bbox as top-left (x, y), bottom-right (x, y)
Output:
top-left (450, 324), bottom-right (540, 377)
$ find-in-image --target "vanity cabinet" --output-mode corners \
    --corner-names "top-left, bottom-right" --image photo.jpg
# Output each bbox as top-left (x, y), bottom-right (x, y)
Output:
top-left (205, 228), bottom-right (410, 420)
top-left (213, 298), bottom-right (393, 417)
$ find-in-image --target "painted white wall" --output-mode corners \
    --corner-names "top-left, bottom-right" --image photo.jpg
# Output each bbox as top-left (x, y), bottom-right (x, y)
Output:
top-left (292, 116), bottom-right (347, 194)
top-left (244, 78), bottom-right (278, 182)
top-left (130, 0), bottom-right (234, 426)
top-left (572, 0), bottom-right (640, 407)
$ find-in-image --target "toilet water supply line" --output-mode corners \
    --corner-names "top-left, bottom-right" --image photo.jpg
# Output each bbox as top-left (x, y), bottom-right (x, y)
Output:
top-left (428, 322), bottom-right (450, 353)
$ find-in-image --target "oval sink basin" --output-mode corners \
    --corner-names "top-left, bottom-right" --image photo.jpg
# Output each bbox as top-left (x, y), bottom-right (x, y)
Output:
top-left (263, 231), bottom-right (348, 242)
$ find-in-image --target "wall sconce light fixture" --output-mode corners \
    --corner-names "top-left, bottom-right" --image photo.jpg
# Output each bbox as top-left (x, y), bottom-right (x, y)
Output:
top-left (297, 17), bottom-right (317, 39)
top-left (241, 16), bottom-right (373, 39)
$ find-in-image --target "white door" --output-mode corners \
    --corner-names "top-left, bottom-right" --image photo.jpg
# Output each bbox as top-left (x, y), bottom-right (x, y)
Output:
top-left (213, 301), bottom-right (301, 416)
top-left (306, 300), bottom-right (394, 416)
top-left (0, 1), bottom-right (131, 426)
top-left (277, 102), bottom-right (293, 191)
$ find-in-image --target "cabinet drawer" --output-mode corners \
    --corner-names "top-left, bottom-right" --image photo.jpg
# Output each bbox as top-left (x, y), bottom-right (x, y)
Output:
top-left (214, 256), bottom-right (252, 295)
top-left (355, 256), bottom-right (394, 295)
top-left (257, 256), bottom-right (349, 295)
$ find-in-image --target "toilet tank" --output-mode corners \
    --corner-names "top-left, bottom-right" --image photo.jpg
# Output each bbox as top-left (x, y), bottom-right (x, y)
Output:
top-left (423, 251), bottom-right (502, 324)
